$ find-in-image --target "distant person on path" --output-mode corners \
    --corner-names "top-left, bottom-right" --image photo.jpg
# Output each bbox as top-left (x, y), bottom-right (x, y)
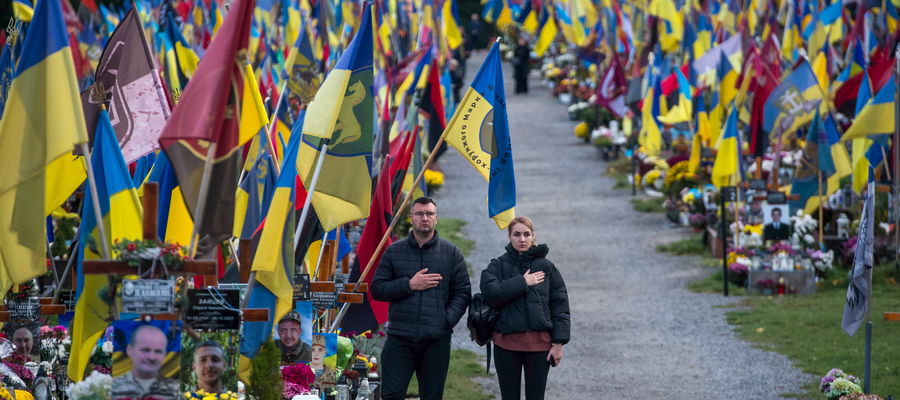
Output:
top-left (466, 13), bottom-right (481, 50)
top-left (481, 216), bottom-right (570, 400)
top-left (371, 197), bottom-right (472, 400)
top-left (512, 37), bottom-right (531, 94)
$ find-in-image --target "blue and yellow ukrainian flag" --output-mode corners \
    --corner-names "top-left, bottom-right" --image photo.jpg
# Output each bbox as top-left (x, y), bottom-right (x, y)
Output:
top-left (0, 0), bottom-right (88, 301)
top-left (297, 4), bottom-right (374, 232)
top-left (657, 67), bottom-right (692, 124)
top-left (70, 109), bottom-right (143, 382)
top-left (711, 107), bottom-right (740, 188)
top-left (145, 152), bottom-right (194, 244)
top-left (789, 111), bottom-right (849, 214)
top-left (762, 60), bottom-right (823, 137)
top-left (534, 16), bottom-right (557, 57)
top-left (233, 151), bottom-right (277, 239)
top-left (12, 0), bottom-right (34, 21)
top-left (444, 42), bottom-right (516, 228)
top-left (0, 44), bottom-right (13, 117)
top-left (849, 72), bottom-right (874, 192)
top-left (240, 112), bottom-right (305, 378)
top-left (842, 75), bottom-right (896, 141)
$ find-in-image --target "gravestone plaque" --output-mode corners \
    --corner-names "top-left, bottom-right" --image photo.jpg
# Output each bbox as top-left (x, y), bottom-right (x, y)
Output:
top-left (121, 279), bottom-right (175, 314)
top-left (311, 282), bottom-right (343, 310)
top-left (721, 186), bottom-right (738, 202)
top-left (58, 290), bottom-right (76, 312)
top-left (749, 179), bottom-right (767, 191)
top-left (293, 274), bottom-right (311, 302)
top-left (767, 191), bottom-right (787, 204)
top-left (185, 289), bottom-right (241, 330)
top-left (218, 283), bottom-right (247, 299)
top-left (6, 297), bottom-right (40, 321)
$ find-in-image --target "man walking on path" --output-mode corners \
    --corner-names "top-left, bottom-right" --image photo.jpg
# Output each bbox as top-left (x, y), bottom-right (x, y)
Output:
top-left (372, 197), bottom-right (471, 400)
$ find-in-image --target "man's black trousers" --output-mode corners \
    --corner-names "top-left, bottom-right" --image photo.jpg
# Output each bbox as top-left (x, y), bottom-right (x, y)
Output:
top-left (493, 345), bottom-right (551, 400)
top-left (380, 334), bottom-right (451, 400)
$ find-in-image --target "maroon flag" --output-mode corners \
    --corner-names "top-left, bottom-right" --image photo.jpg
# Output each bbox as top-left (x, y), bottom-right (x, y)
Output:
top-left (158, 0), bottom-right (254, 250)
top-left (343, 156), bottom-right (394, 333)
top-left (595, 55), bottom-right (627, 117)
top-left (81, 9), bottom-right (171, 164)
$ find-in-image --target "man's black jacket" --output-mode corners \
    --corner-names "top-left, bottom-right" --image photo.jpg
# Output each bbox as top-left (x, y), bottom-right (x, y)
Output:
top-left (371, 231), bottom-right (471, 341)
top-left (480, 243), bottom-right (570, 344)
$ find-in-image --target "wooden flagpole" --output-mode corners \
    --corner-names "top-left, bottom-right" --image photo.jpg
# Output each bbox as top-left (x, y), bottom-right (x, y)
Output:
top-left (329, 132), bottom-right (448, 332)
top-left (187, 143), bottom-right (219, 257)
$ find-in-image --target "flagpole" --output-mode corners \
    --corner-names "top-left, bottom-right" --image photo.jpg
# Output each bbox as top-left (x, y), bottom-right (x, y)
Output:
top-left (292, 140), bottom-right (330, 251)
top-left (79, 142), bottom-right (111, 259)
top-left (893, 45), bottom-right (900, 273)
top-left (311, 231), bottom-right (329, 280)
top-left (818, 170), bottom-right (825, 248)
top-left (263, 79), bottom-right (290, 175)
top-left (52, 241), bottom-right (78, 304)
top-left (329, 133), bottom-right (449, 332)
top-left (187, 143), bottom-right (219, 257)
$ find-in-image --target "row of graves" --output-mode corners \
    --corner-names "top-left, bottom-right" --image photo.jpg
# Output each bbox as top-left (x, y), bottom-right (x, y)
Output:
top-left (13, 183), bottom-right (384, 400)
top-left (530, 29), bottom-right (900, 300)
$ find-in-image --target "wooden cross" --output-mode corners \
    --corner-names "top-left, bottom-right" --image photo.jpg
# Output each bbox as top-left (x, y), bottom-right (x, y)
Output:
top-left (0, 297), bottom-right (66, 323)
top-left (78, 183), bottom-right (268, 323)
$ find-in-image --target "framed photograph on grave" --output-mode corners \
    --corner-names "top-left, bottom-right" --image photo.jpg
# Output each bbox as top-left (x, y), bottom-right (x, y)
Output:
top-left (179, 333), bottom-right (239, 396)
top-left (108, 320), bottom-right (182, 400)
top-left (296, 301), bottom-right (313, 346)
top-left (4, 322), bottom-right (40, 363)
top-left (310, 333), bottom-right (337, 372)
top-left (762, 203), bottom-right (790, 226)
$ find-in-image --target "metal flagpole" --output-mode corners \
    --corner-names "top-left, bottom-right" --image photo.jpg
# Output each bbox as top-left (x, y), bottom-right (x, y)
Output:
top-left (52, 242), bottom-right (78, 304)
top-left (292, 140), bottom-right (330, 251)
top-left (187, 143), bottom-right (219, 257)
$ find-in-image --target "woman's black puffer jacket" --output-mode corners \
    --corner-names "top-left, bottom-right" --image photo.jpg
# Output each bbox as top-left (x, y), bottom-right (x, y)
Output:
top-left (480, 243), bottom-right (570, 344)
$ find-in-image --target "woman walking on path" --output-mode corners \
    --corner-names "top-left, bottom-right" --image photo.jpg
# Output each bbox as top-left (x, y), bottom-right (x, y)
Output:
top-left (480, 216), bottom-right (570, 400)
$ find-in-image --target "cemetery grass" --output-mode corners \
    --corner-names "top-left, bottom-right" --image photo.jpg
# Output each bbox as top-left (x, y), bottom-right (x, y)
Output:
top-left (696, 264), bottom-right (900, 398)
top-left (656, 235), bottom-right (706, 255)
top-left (405, 348), bottom-right (492, 399)
top-left (630, 197), bottom-right (666, 213)
top-left (605, 158), bottom-right (631, 189)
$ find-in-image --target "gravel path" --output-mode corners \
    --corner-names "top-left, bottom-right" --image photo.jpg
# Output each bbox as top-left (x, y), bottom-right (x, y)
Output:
top-left (433, 50), bottom-right (815, 399)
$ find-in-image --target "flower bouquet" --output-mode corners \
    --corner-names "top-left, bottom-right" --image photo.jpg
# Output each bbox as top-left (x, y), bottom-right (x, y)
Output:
top-left (819, 369), bottom-right (863, 399)
top-left (40, 325), bottom-right (70, 365)
top-left (183, 389), bottom-right (238, 400)
top-left (281, 363), bottom-right (316, 398)
top-left (66, 370), bottom-right (112, 400)
top-left (112, 238), bottom-right (187, 269)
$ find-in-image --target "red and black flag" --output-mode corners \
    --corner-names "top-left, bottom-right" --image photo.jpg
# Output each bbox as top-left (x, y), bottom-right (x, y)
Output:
top-left (158, 0), bottom-right (255, 253)
top-left (342, 156), bottom-right (394, 334)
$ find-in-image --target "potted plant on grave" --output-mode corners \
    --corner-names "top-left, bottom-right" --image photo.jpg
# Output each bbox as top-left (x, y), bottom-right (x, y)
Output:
top-left (819, 369), bottom-right (868, 399)
top-left (755, 278), bottom-right (776, 295)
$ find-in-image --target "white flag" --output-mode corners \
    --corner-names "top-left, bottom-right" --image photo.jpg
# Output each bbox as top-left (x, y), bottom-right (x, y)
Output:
top-left (842, 170), bottom-right (874, 336)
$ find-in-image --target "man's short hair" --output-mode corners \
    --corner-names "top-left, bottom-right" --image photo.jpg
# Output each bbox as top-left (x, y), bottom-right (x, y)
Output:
top-left (413, 196), bottom-right (436, 207)
top-left (771, 208), bottom-right (782, 216)
top-left (129, 324), bottom-right (167, 347)
top-left (194, 340), bottom-right (223, 353)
